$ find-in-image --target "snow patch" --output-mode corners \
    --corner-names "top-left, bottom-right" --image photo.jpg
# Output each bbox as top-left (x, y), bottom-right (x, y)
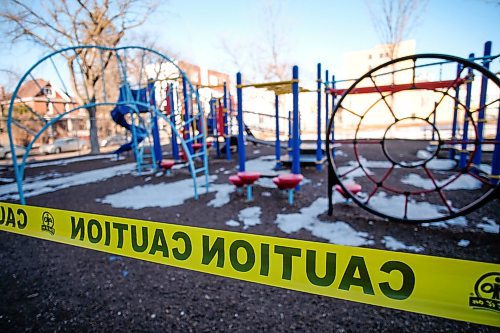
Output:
top-left (382, 236), bottom-right (424, 252)
top-left (238, 207), bottom-right (262, 229)
top-left (368, 191), bottom-right (467, 226)
top-left (401, 173), bottom-right (482, 191)
top-left (100, 175), bottom-right (231, 209)
top-left (417, 150), bottom-right (432, 159)
top-left (275, 198), bottom-right (373, 246)
top-left (426, 159), bottom-right (456, 170)
top-left (225, 220), bottom-right (240, 227)
top-left (334, 149), bottom-right (347, 157)
top-left (226, 207), bottom-right (262, 230)
top-left (25, 154), bottom-right (117, 168)
top-left (0, 163), bottom-right (135, 200)
top-left (255, 177), bottom-right (277, 188)
top-left (477, 217), bottom-right (499, 234)
top-left (245, 155), bottom-right (284, 176)
top-left (207, 183), bottom-right (236, 208)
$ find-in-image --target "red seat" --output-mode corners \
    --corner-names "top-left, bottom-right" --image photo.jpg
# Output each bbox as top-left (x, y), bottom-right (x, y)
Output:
top-left (192, 143), bottom-right (203, 151)
top-left (335, 183), bottom-right (362, 198)
top-left (273, 177), bottom-right (286, 190)
top-left (160, 159), bottom-right (175, 170)
top-left (229, 175), bottom-right (244, 187)
top-left (274, 173), bottom-right (303, 189)
top-left (237, 171), bottom-right (261, 185)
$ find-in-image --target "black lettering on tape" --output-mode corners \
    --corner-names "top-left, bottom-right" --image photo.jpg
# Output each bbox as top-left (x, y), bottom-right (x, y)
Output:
top-left (148, 228), bottom-right (169, 257)
top-left (131, 225), bottom-right (149, 252)
top-left (339, 256), bottom-right (374, 295)
top-left (202, 236), bottom-right (224, 268)
top-left (379, 261), bottom-right (415, 300)
top-left (274, 245), bottom-right (301, 280)
top-left (172, 231), bottom-right (191, 261)
top-left (306, 250), bottom-right (337, 287)
top-left (71, 216), bottom-right (85, 241)
top-left (230, 240), bottom-right (255, 272)
top-left (88, 219), bottom-right (102, 243)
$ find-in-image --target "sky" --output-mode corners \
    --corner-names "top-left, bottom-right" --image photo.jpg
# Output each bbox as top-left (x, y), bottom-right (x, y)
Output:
top-left (0, 0), bottom-right (499, 89)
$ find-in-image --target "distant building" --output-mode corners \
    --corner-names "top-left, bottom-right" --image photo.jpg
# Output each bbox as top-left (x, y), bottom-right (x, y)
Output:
top-left (343, 40), bottom-right (416, 80)
top-left (0, 79), bottom-right (85, 145)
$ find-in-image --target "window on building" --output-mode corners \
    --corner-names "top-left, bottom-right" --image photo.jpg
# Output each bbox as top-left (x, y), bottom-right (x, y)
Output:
top-left (368, 54), bottom-right (372, 60)
top-left (191, 72), bottom-right (199, 83)
top-left (44, 87), bottom-right (52, 97)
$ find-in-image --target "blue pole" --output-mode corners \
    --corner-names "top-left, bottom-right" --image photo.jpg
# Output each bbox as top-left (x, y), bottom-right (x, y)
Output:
top-left (292, 65), bottom-right (300, 175)
top-left (275, 93), bottom-right (281, 169)
top-left (472, 41), bottom-right (492, 169)
top-left (169, 84), bottom-right (179, 160)
top-left (149, 81), bottom-right (162, 165)
top-left (325, 69), bottom-right (329, 137)
top-left (331, 75), bottom-right (336, 158)
top-left (237, 72), bottom-right (245, 172)
top-left (224, 82), bottom-right (231, 160)
top-left (459, 53), bottom-right (474, 169)
top-left (182, 76), bottom-right (193, 154)
top-left (449, 64), bottom-right (462, 160)
top-left (210, 98), bottom-right (221, 157)
top-left (491, 102), bottom-right (500, 185)
top-left (288, 110), bottom-right (292, 157)
top-left (316, 63), bottom-right (323, 171)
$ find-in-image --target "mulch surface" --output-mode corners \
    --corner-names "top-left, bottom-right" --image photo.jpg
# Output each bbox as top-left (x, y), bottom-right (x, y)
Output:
top-left (0, 144), bottom-right (498, 332)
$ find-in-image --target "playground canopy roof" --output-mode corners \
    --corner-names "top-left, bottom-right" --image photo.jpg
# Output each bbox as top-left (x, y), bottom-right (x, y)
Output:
top-left (236, 79), bottom-right (311, 95)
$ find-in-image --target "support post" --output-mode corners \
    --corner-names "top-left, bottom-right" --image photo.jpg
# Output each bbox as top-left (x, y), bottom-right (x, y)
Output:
top-left (491, 101), bottom-right (500, 185)
top-left (331, 75), bottom-right (336, 158)
top-left (182, 76), bottom-right (193, 154)
top-left (224, 82), bottom-right (231, 160)
top-left (316, 63), bottom-right (323, 171)
top-left (459, 54), bottom-right (474, 169)
top-left (325, 69), bottom-right (329, 137)
top-left (210, 98), bottom-right (221, 158)
top-left (288, 110), bottom-right (292, 157)
top-left (472, 41), bottom-right (492, 169)
top-left (149, 81), bottom-right (162, 166)
top-left (237, 72), bottom-right (246, 172)
top-left (292, 66), bottom-right (300, 176)
top-left (449, 64), bottom-right (462, 160)
top-left (275, 93), bottom-right (281, 170)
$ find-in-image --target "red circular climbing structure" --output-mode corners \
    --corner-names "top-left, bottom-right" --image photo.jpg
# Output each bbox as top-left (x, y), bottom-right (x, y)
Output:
top-left (326, 53), bottom-right (499, 223)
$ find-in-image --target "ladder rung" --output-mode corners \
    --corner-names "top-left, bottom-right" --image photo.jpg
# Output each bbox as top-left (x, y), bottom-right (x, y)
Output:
top-left (185, 135), bottom-right (204, 144)
top-left (194, 167), bottom-right (206, 174)
top-left (192, 151), bottom-right (205, 158)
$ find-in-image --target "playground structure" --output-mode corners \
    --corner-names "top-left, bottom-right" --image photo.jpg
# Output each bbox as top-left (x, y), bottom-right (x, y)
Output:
top-left (205, 83), bottom-right (235, 160)
top-left (4, 42), bottom-right (498, 222)
top-left (6, 45), bottom-right (210, 204)
top-left (325, 41), bottom-right (499, 223)
top-left (233, 66), bottom-right (332, 172)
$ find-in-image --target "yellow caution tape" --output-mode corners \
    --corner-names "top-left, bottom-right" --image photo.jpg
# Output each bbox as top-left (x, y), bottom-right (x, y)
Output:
top-left (0, 202), bottom-right (498, 327)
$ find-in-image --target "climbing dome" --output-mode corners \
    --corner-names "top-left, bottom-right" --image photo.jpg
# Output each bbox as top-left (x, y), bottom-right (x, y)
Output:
top-left (7, 45), bottom-right (209, 204)
top-left (327, 53), bottom-right (499, 223)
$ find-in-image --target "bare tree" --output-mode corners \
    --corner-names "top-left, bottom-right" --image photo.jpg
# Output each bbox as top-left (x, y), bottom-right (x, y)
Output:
top-left (220, 0), bottom-right (291, 82)
top-left (0, 0), bottom-right (159, 153)
top-left (368, 0), bottom-right (428, 59)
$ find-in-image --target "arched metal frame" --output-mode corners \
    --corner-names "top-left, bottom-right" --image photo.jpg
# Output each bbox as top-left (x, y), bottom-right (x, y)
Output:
top-left (7, 45), bottom-right (209, 204)
top-left (326, 53), bottom-right (499, 223)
